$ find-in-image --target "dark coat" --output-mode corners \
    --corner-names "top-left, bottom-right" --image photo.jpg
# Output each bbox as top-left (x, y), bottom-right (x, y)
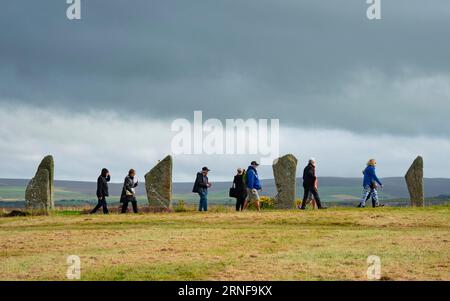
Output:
top-left (233, 174), bottom-right (247, 198)
top-left (303, 163), bottom-right (317, 188)
top-left (120, 176), bottom-right (138, 201)
top-left (192, 172), bottom-right (209, 193)
top-left (96, 175), bottom-right (110, 198)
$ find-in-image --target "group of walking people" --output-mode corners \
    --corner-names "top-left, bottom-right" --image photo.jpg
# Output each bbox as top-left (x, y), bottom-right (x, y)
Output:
top-left (90, 157), bottom-right (384, 214)
top-left (90, 168), bottom-right (139, 214)
top-left (194, 158), bottom-right (384, 212)
top-left (193, 161), bottom-right (263, 212)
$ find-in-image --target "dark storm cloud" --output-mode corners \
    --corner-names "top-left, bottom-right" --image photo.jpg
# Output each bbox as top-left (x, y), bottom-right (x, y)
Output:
top-left (1, 0), bottom-right (450, 136)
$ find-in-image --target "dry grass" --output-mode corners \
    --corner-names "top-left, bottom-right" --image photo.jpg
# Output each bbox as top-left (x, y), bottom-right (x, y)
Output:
top-left (0, 205), bottom-right (449, 280)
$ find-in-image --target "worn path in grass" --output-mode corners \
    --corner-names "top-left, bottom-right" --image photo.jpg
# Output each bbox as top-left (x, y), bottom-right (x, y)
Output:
top-left (0, 206), bottom-right (449, 280)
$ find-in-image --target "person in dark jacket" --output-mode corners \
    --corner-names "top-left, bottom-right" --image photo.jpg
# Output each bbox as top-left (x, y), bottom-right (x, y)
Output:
top-left (121, 169), bottom-right (139, 213)
top-left (192, 167), bottom-right (211, 212)
top-left (299, 158), bottom-right (327, 210)
top-left (90, 168), bottom-right (110, 214)
top-left (233, 168), bottom-right (247, 211)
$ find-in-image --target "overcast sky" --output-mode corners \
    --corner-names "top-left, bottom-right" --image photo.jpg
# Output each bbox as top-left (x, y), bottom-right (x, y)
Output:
top-left (1, 0), bottom-right (449, 182)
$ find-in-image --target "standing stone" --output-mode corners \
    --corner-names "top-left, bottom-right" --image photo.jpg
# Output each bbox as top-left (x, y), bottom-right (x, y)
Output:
top-left (25, 155), bottom-right (55, 210)
top-left (145, 155), bottom-right (173, 209)
top-left (405, 156), bottom-right (424, 207)
top-left (272, 154), bottom-right (298, 209)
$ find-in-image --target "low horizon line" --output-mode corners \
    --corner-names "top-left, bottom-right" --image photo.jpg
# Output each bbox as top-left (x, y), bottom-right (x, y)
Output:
top-left (2, 176), bottom-right (450, 184)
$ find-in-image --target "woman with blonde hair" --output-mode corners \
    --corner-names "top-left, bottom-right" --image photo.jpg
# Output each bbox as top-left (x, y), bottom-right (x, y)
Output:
top-left (358, 159), bottom-right (384, 208)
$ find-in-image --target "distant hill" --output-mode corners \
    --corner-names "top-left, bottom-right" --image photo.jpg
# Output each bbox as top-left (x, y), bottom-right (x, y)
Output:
top-left (1, 177), bottom-right (450, 207)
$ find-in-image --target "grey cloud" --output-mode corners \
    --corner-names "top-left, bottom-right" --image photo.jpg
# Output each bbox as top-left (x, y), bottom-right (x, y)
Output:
top-left (1, 0), bottom-right (450, 136)
top-left (2, 106), bottom-right (450, 181)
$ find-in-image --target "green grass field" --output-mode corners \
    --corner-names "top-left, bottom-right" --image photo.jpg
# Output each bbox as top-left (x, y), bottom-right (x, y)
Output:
top-left (0, 205), bottom-right (448, 280)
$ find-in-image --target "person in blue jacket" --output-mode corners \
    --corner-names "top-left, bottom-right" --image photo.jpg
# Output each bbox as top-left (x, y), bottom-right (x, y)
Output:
top-left (358, 159), bottom-right (384, 208)
top-left (244, 161), bottom-right (262, 211)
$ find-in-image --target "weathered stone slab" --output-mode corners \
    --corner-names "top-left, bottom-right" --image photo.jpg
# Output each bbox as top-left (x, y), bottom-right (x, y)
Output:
top-left (272, 154), bottom-right (298, 209)
top-left (405, 156), bottom-right (424, 207)
top-left (145, 155), bottom-right (173, 209)
top-left (25, 155), bottom-right (54, 210)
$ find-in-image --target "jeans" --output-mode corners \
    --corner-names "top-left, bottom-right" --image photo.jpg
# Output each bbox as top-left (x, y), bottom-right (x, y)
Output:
top-left (91, 197), bottom-right (109, 214)
top-left (198, 190), bottom-right (208, 211)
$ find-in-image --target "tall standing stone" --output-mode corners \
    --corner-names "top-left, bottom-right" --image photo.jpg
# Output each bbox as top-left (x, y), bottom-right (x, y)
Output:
top-left (405, 156), bottom-right (424, 207)
top-left (145, 155), bottom-right (173, 209)
top-left (272, 154), bottom-right (298, 209)
top-left (25, 155), bottom-right (54, 210)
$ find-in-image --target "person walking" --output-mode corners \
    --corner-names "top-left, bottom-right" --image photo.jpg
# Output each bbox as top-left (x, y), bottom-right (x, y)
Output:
top-left (121, 169), bottom-right (139, 213)
top-left (305, 177), bottom-right (319, 209)
top-left (299, 158), bottom-right (327, 210)
top-left (90, 168), bottom-right (111, 214)
top-left (358, 159), bottom-right (384, 208)
top-left (244, 161), bottom-right (262, 211)
top-left (232, 168), bottom-right (247, 211)
top-left (192, 167), bottom-right (211, 212)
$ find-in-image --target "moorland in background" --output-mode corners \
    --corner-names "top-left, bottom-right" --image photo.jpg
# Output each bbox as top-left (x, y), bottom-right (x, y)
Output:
top-left (1, 177), bottom-right (449, 208)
